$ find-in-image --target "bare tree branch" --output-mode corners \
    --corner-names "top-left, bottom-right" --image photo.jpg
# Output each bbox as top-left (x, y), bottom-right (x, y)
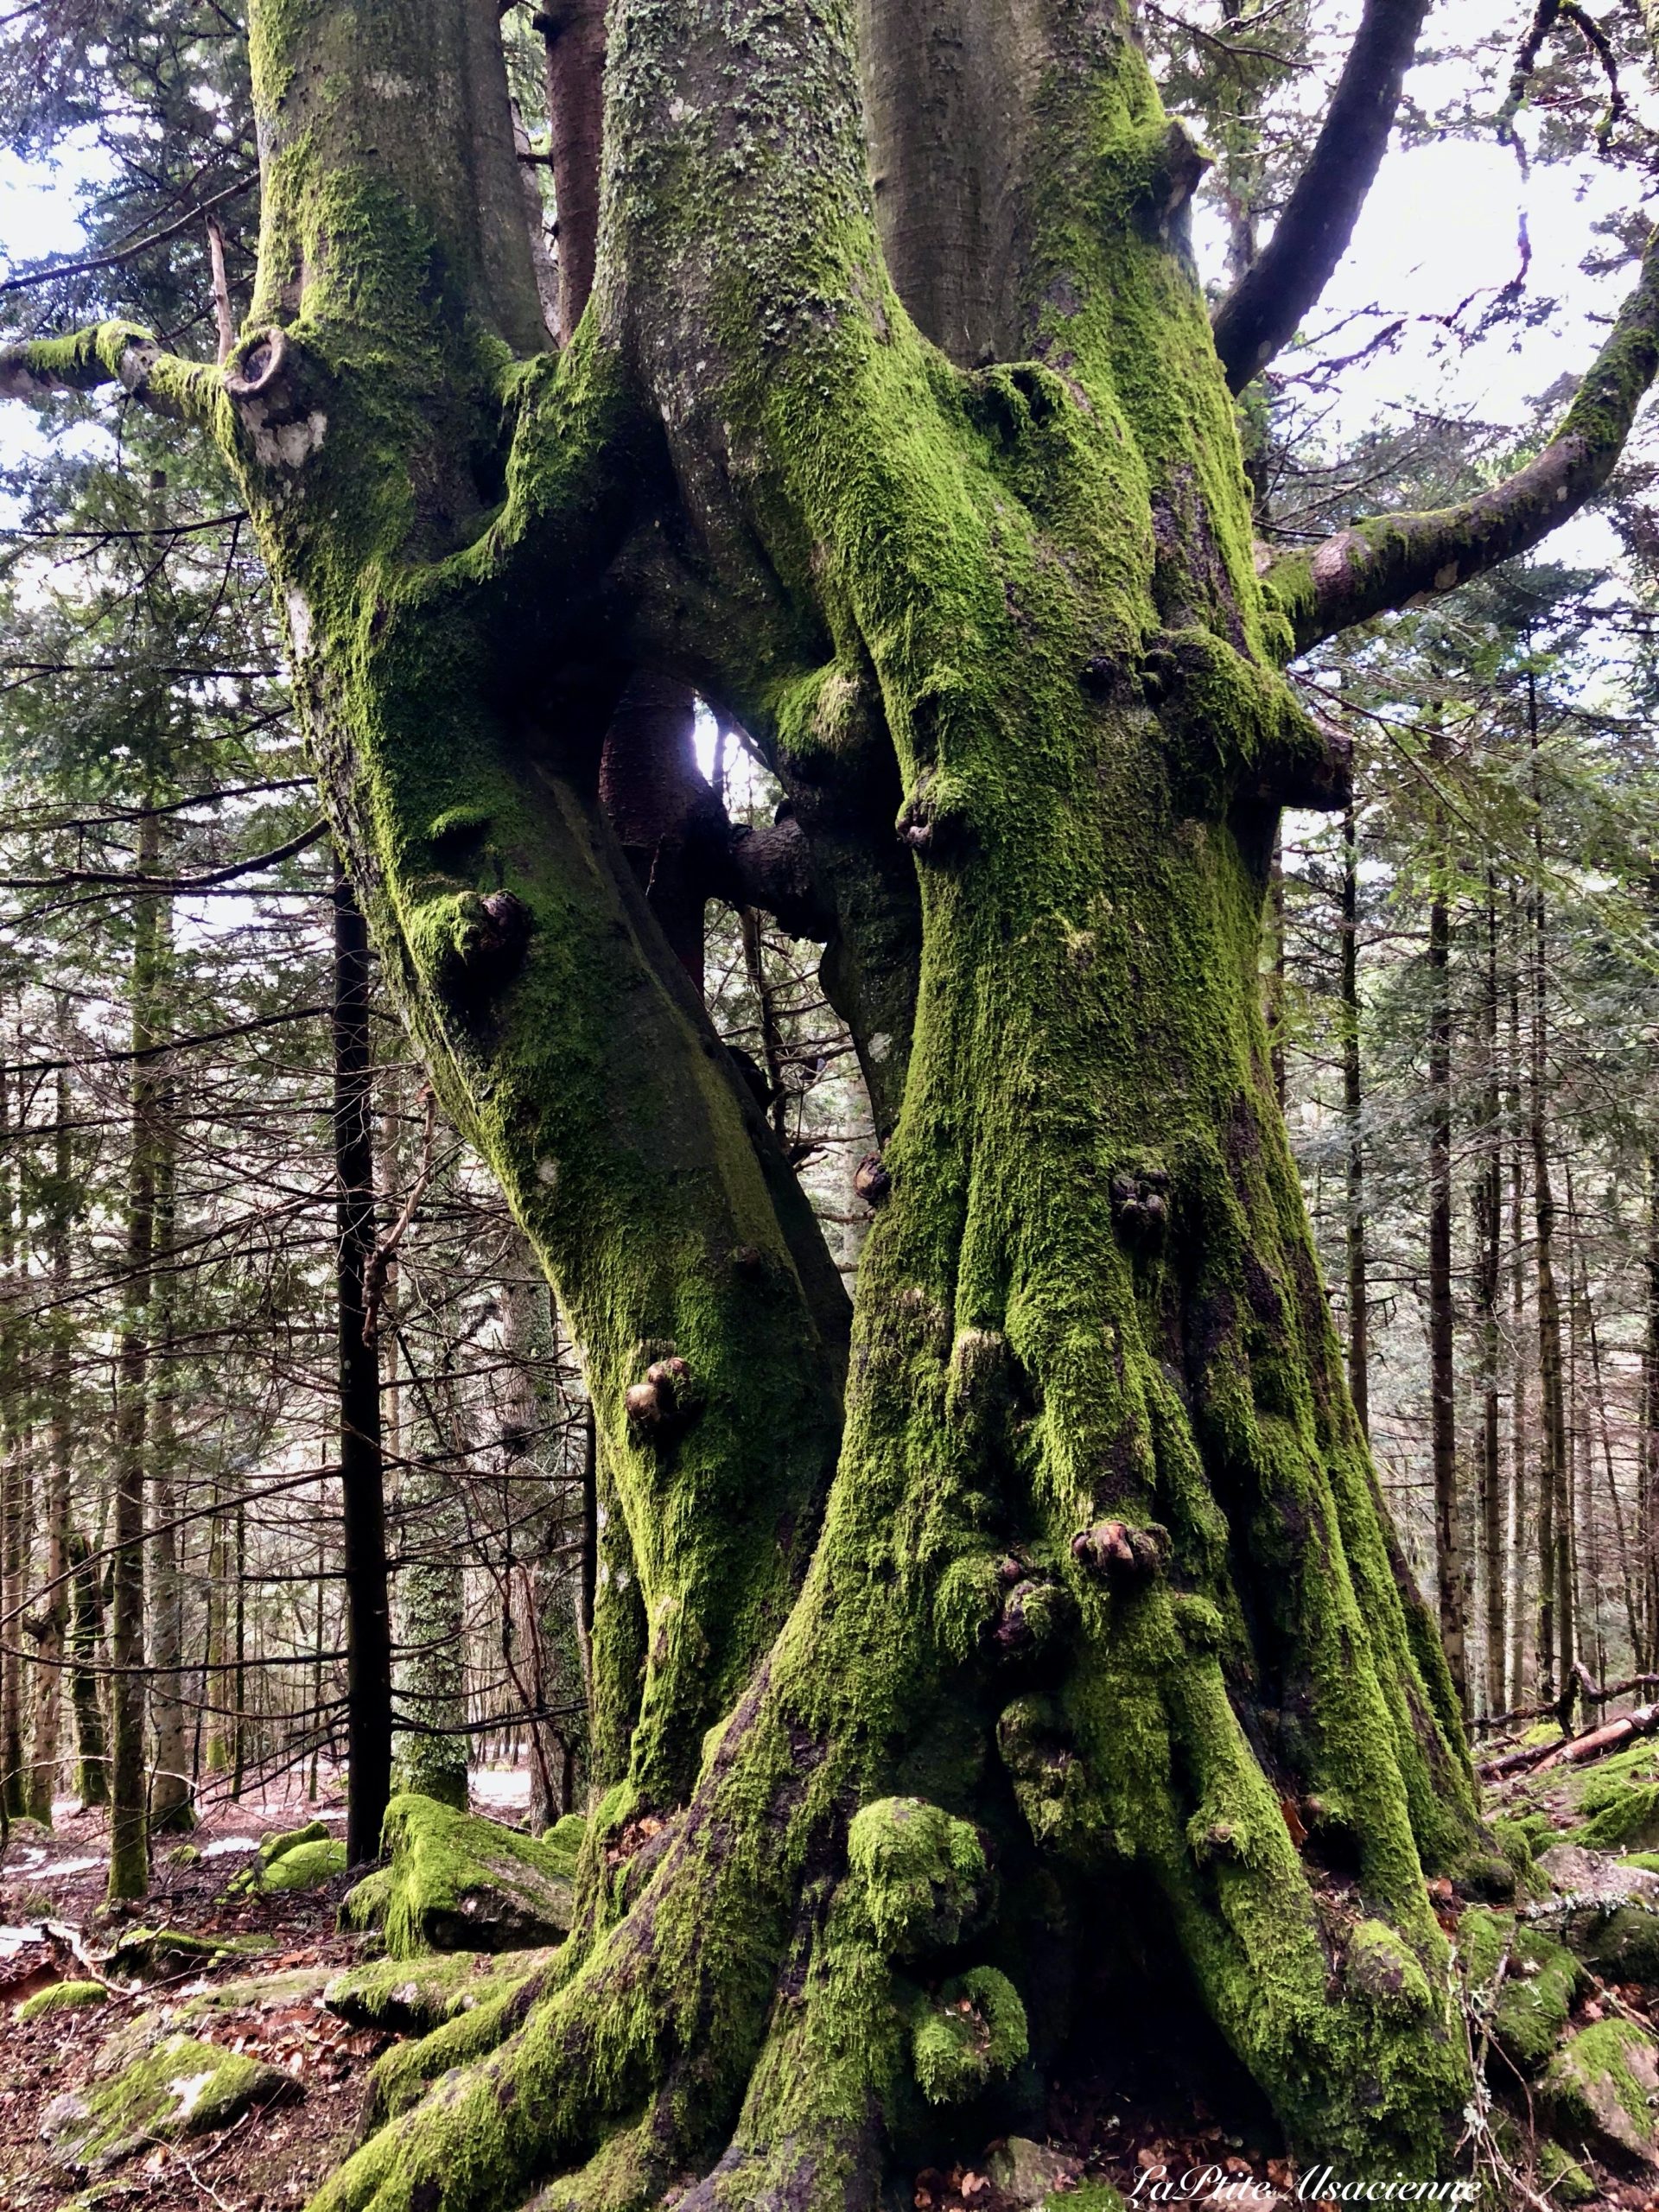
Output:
top-left (1263, 227), bottom-right (1659, 654)
top-left (1211, 0), bottom-right (1433, 395)
top-left (0, 320), bottom-right (220, 428)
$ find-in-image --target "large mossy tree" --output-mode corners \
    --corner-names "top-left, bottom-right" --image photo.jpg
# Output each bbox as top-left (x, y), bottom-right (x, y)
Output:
top-left (7, 0), bottom-right (1659, 2192)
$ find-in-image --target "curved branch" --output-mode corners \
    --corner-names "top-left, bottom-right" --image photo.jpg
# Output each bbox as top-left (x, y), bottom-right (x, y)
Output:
top-left (1264, 226), bottom-right (1659, 655)
top-left (0, 321), bottom-right (220, 429)
top-left (1211, 0), bottom-right (1433, 396)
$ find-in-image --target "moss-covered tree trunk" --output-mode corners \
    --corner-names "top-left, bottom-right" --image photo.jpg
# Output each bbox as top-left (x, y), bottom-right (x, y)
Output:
top-left (10, 0), bottom-right (1659, 2183)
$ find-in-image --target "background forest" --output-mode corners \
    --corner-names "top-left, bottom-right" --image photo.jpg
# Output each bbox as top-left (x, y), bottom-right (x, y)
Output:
top-left (0, 0), bottom-right (1656, 1851)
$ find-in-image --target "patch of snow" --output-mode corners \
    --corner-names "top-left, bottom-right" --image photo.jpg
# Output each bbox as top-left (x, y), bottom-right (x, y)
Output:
top-left (31, 1855), bottom-right (105, 1878)
top-left (200, 1836), bottom-right (259, 1858)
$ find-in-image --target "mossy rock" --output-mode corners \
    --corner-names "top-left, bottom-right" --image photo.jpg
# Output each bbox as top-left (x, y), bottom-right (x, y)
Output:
top-left (1575, 1775), bottom-right (1659, 1852)
top-left (1543, 2016), bottom-right (1659, 2169)
top-left (39, 2031), bottom-right (289, 2175)
top-left (1459, 1905), bottom-right (1585, 2073)
top-left (909, 1966), bottom-right (1028, 2105)
top-left (173, 1966), bottom-right (334, 2023)
top-left (339, 1861), bottom-right (393, 1934)
top-left (323, 1946), bottom-right (553, 2033)
top-left (164, 1844), bottom-right (203, 1868)
top-left (1489, 1815), bottom-right (1536, 1873)
top-left (1056, 2190), bottom-right (1128, 2212)
top-left (377, 1792), bottom-right (575, 1958)
top-left (1535, 2139), bottom-right (1599, 2204)
top-left (19, 1979), bottom-right (108, 2022)
top-left (983, 2136), bottom-right (1083, 2204)
top-left (1565, 1901), bottom-right (1659, 1986)
top-left (540, 1810), bottom-right (587, 1878)
top-left (103, 1927), bottom-right (270, 1982)
top-left (226, 1818), bottom-right (347, 1896)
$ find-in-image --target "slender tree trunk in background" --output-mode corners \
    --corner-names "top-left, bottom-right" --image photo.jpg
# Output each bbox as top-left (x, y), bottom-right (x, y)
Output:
top-left (334, 861), bottom-right (392, 1864)
top-left (108, 804), bottom-right (162, 1902)
top-left (0, 1062), bottom-right (26, 1821)
top-left (1507, 898), bottom-right (1530, 1708)
top-left (1585, 1233), bottom-right (1643, 1671)
top-left (1341, 805), bottom-right (1369, 1438)
top-left (741, 908), bottom-right (790, 1142)
top-left (230, 1490), bottom-right (247, 1798)
top-left (67, 1530), bottom-right (108, 1804)
top-left (1473, 881), bottom-right (1504, 1724)
top-left (148, 970), bottom-right (192, 1830)
top-left (204, 1479), bottom-right (232, 1773)
top-left (1529, 710), bottom-right (1573, 1707)
top-left (1427, 753), bottom-right (1465, 1710)
top-left (27, 1052), bottom-right (74, 1823)
top-left (394, 1429), bottom-right (471, 1808)
top-left (1646, 1154), bottom-right (1659, 1672)
top-left (1267, 830), bottom-right (1287, 1109)
top-left (500, 1233), bottom-right (586, 1833)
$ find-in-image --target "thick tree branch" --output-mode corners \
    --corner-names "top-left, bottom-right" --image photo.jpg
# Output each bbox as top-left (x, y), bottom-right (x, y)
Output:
top-left (1264, 227), bottom-right (1659, 654)
top-left (0, 321), bottom-right (220, 428)
top-left (1211, 0), bottom-right (1433, 395)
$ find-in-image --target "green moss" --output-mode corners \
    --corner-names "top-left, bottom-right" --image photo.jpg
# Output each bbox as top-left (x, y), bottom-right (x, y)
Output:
top-left (1344, 1918), bottom-right (1433, 2020)
top-left (41, 2031), bottom-right (289, 2174)
top-left (1459, 1906), bottom-right (1584, 2073)
top-left (377, 1792), bottom-right (574, 1958)
top-left (1535, 2140), bottom-right (1597, 2205)
top-left (1574, 1772), bottom-right (1659, 1850)
top-left (846, 1797), bottom-right (990, 1960)
top-left (909, 1966), bottom-right (1029, 2104)
top-left (339, 1862), bottom-right (392, 1933)
top-left (1544, 2016), bottom-right (1659, 2160)
top-left (325, 1948), bottom-right (550, 2034)
top-left (1490, 1815), bottom-right (1535, 1872)
top-left (19, 1979), bottom-right (108, 2021)
top-left (228, 1820), bottom-right (347, 1894)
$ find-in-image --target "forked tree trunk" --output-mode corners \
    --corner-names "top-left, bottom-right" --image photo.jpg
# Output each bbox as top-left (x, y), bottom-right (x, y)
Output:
top-left (24, 0), bottom-right (1659, 2171)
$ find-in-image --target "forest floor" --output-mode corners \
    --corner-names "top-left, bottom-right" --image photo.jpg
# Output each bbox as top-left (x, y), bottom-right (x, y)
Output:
top-left (1, 1759), bottom-right (1657, 2212)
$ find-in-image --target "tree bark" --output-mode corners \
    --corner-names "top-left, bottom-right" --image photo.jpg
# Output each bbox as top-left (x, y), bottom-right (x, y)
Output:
top-left (0, 1058), bottom-right (26, 1821)
top-left (1529, 710), bottom-right (1572, 1706)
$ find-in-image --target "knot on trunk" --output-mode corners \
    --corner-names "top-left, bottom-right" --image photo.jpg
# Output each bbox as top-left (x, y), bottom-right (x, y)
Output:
top-left (854, 1150), bottom-right (891, 1206)
top-left (625, 1355), bottom-right (700, 1433)
top-left (1110, 1166), bottom-right (1169, 1243)
top-left (996, 1696), bottom-right (1103, 1855)
top-left (1142, 626), bottom-right (1348, 816)
top-left (993, 1574), bottom-right (1076, 1656)
top-left (845, 1796), bottom-right (993, 1961)
top-left (224, 327), bottom-right (328, 471)
top-left (897, 770), bottom-right (973, 861)
top-left (1071, 1518), bottom-right (1169, 1583)
top-left (423, 890), bottom-right (532, 1006)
